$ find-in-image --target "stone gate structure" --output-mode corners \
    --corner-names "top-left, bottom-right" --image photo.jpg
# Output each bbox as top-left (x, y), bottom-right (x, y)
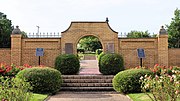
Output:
top-left (61, 21), bottom-right (118, 54)
top-left (0, 20), bottom-right (180, 68)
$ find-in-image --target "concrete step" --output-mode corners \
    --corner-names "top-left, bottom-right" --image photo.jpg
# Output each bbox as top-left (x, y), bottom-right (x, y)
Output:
top-left (62, 75), bottom-right (114, 79)
top-left (61, 83), bottom-right (112, 87)
top-left (63, 79), bottom-right (112, 83)
top-left (60, 87), bottom-right (114, 91)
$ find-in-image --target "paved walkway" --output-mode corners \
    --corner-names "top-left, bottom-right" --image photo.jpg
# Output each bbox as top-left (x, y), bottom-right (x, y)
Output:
top-left (79, 60), bottom-right (101, 75)
top-left (47, 91), bottom-right (131, 101)
top-left (80, 60), bottom-right (98, 68)
top-left (47, 59), bottom-right (132, 101)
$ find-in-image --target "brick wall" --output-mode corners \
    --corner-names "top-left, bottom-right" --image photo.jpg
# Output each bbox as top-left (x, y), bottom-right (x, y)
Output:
top-left (2, 35), bottom-right (179, 68)
top-left (1, 22), bottom-right (176, 68)
top-left (119, 38), bottom-right (158, 68)
top-left (21, 38), bottom-right (61, 67)
top-left (168, 48), bottom-right (180, 66)
top-left (0, 48), bottom-right (11, 65)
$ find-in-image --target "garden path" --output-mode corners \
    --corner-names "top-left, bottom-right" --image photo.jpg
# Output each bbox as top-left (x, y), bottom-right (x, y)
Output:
top-left (47, 55), bottom-right (131, 101)
top-left (47, 91), bottom-right (131, 101)
top-left (79, 56), bottom-right (101, 74)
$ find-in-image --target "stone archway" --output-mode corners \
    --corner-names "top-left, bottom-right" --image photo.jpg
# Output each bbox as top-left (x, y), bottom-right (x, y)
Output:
top-left (76, 34), bottom-right (103, 54)
top-left (61, 21), bottom-right (119, 54)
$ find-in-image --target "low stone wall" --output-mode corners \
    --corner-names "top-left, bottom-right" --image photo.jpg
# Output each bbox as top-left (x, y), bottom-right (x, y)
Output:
top-left (168, 48), bottom-right (180, 66)
top-left (0, 48), bottom-right (11, 65)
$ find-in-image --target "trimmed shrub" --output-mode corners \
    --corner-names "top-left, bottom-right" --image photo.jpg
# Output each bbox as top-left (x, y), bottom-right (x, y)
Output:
top-left (16, 67), bottom-right (62, 94)
top-left (55, 54), bottom-right (80, 75)
top-left (96, 49), bottom-right (102, 55)
top-left (99, 53), bottom-right (124, 75)
top-left (113, 69), bottom-right (153, 94)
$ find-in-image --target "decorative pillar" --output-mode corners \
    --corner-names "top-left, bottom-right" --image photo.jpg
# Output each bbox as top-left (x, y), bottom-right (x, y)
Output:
top-left (11, 26), bottom-right (22, 66)
top-left (158, 26), bottom-right (168, 66)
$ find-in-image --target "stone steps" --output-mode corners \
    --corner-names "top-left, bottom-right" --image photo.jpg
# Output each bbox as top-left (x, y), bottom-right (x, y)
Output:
top-left (61, 75), bottom-right (114, 91)
top-left (60, 87), bottom-right (113, 91)
top-left (62, 83), bottom-right (112, 87)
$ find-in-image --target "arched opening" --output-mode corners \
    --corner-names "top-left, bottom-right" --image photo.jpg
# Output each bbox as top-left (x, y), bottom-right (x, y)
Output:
top-left (77, 35), bottom-right (103, 75)
top-left (77, 35), bottom-right (103, 60)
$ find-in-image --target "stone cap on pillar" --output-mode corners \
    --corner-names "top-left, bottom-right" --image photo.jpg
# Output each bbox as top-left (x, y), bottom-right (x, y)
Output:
top-left (12, 26), bottom-right (21, 34)
top-left (159, 26), bottom-right (167, 35)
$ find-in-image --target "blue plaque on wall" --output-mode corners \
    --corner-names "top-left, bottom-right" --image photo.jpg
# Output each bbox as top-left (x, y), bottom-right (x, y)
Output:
top-left (36, 48), bottom-right (44, 56)
top-left (137, 48), bottom-right (145, 58)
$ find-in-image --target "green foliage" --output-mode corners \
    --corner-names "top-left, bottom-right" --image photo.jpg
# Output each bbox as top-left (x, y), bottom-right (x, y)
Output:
top-left (141, 66), bottom-right (180, 101)
top-left (78, 36), bottom-right (102, 52)
top-left (127, 30), bottom-right (151, 38)
top-left (21, 31), bottom-right (28, 38)
top-left (96, 49), bottom-right (103, 55)
top-left (98, 52), bottom-right (105, 61)
top-left (0, 76), bottom-right (32, 101)
top-left (113, 69), bottom-right (153, 94)
top-left (0, 12), bottom-right (13, 48)
top-left (99, 53), bottom-right (124, 75)
top-left (77, 48), bottom-right (85, 53)
top-left (55, 54), bottom-right (80, 75)
top-left (16, 67), bottom-right (62, 94)
top-left (167, 8), bottom-right (180, 48)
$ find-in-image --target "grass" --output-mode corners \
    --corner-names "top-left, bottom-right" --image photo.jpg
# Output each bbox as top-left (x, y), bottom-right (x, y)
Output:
top-left (84, 52), bottom-right (96, 56)
top-left (128, 93), bottom-right (152, 101)
top-left (128, 93), bottom-right (180, 101)
top-left (78, 53), bottom-right (96, 60)
top-left (78, 53), bottom-right (84, 60)
top-left (30, 93), bottom-right (48, 101)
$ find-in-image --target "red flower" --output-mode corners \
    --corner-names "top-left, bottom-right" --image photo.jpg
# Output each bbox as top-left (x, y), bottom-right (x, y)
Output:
top-left (0, 69), bottom-right (5, 73)
top-left (169, 66), bottom-right (173, 70)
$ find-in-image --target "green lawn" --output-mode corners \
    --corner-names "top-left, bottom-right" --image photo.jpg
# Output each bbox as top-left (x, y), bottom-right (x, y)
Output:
top-left (30, 93), bottom-right (48, 101)
top-left (78, 53), bottom-right (84, 60)
top-left (128, 93), bottom-right (180, 101)
top-left (78, 53), bottom-right (96, 60)
top-left (83, 53), bottom-right (96, 56)
top-left (128, 93), bottom-right (152, 101)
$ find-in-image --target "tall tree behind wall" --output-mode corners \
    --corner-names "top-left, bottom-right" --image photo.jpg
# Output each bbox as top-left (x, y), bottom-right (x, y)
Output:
top-left (0, 12), bottom-right (13, 48)
top-left (127, 30), bottom-right (151, 38)
top-left (167, 8), bottom-right (180, 48)
top-left (78, 36), bottom-right (102, 52)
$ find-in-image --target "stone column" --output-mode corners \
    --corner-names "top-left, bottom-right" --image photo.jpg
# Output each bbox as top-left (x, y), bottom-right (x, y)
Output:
top-left (11, 26), bottom-right (22, 66)
top-left (158, 26), bottom-right (168, 66)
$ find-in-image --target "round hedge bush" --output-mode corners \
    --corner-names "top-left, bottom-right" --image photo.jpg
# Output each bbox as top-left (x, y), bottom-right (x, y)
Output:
top-left (113, 69), bottom-right (153, 94)
top-left (16, 67), bottom-right (62, 94)
top-left (55, 54), bottom-right (80, 75)
top-left (99, 53), bottom-right (124, 75)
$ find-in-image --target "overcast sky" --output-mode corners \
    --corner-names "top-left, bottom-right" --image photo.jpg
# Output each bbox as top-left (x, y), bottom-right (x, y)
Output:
top-left (1, 0), bottom-right (180, 34)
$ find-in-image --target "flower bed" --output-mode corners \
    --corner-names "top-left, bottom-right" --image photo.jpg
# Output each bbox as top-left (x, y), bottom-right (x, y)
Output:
top-left (0, 63), bottom-right (32, 76)
top-left (140, 64), bottom-right (180, 101)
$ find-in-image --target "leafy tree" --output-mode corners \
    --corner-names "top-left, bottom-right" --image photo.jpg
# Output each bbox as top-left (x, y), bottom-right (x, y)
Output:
top-left (0, 12), bottom-right (13, 48)
top-left (78, 36), bottom-right (102, 52)
top-left (127, 30), bottom-right (151, 38)
top-left (21, 31), bottom-right (28, 38)
top-left (167, 8), bottom-right (180, 48)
